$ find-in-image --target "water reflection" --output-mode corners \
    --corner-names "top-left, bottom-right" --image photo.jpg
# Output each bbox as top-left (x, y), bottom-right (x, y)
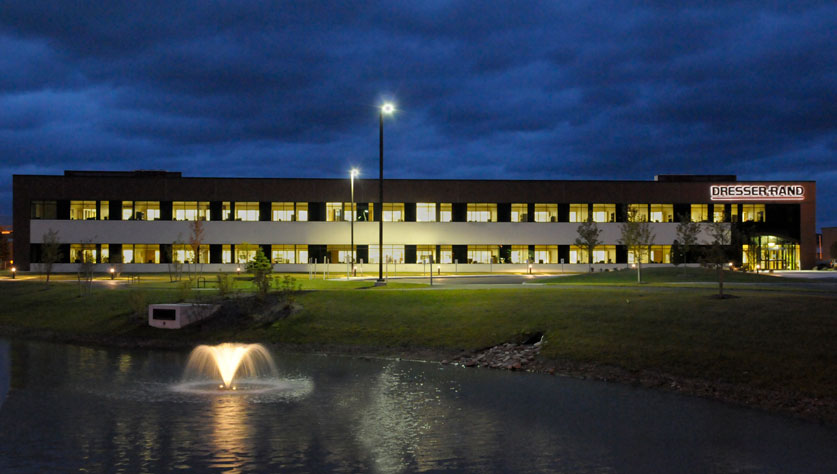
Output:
top-left (0, 339), bottom-right (835, 473)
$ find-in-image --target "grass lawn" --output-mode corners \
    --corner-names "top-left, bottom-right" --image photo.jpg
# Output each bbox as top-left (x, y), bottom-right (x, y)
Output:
top-left (1, 272), bottom-right (835, 401)
top-left (542, 266), bottom-right (809, 285)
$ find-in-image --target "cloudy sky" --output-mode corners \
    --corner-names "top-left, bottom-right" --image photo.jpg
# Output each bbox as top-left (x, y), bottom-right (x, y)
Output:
top-left (1, 1), bottom-right (834, 228)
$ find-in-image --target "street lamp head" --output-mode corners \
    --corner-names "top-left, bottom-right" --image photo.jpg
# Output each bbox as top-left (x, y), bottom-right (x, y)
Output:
top-left (351, 168), bottom-right (359, 177)
top-left (381, 103), bottom-right (395, 115)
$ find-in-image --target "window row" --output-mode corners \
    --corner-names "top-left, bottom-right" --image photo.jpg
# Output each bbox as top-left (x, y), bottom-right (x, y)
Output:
top-left (61, 243), bottom-right (674, 265)
top-left (32, 201), bottom-right (768, 224)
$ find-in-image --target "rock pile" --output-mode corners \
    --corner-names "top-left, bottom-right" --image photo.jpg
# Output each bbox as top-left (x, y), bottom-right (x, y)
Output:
top-left (445, 339), bottom-right (543, 371)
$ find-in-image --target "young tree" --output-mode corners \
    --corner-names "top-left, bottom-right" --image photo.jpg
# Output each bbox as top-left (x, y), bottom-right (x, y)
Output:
top-left (619, 207), bottom-right (656, 283)
top-left (41, 229), bottom-right (62, 285)
top-left (574, 219), bottom-right (602, 272)
top-left (703, 221), bottom-right (732, 298)
top-left (246, 248), bottom-right (272, 298)
top-left (188, 219), bottom-right (205, 280)
top-left (165, 238), bottom-right (184, 283)
top-left (675, 214), bottom-right (701, 268)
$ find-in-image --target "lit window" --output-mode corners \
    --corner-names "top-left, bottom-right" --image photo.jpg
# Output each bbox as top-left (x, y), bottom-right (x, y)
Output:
top-left (173, 201), bottom-right (210, 221)
top-left (100, 201), bottom-right (109, 220)
top-left (741, 204), bottom-right (765, 222)
top-left (70, 201), bottom-right (97, 220)
top-left (235, 243), bottom-right (258, 263)
top-left (628, 204), bottom-right (649, 222)
top-left (222, 245), bottom-right (232, 264)
top-left (731, 204), bottom-right (739, 222)
top-left (569, 204), bottom-right (588, 223)
top-left (296, 203), bottom-right (308, 222)
top-left (439, 245), bottom-right (453, 263)
top-left (172, 244), bottom-right (209, 264)
top-left (511, 204), bottom-right (527, 222)
top-left (467, 245), bottom-right (498, 263)
top-left (592, 204), bottom-right (616, 223)
top-left (533, 245), bottom-right (558, 263)
top-left (222, 202), bottom-right (232, 221)
top-left (592, 245), bottom-right (616, 264)
top-left (326, 202), bottom-right (344, 222)
top-left (122, 244), bottom-right (160, 264)
top-left (235, 202), bottom-right (259, 221)
top-left (368, 245), bottom-right (405, 264)
top-left (417, 245), bottom-right (435, 263)
top-left (70, 244), bottom-right (97, 263)
top-left (569, 245), bottom-right (587, 264)
top-left (649, 245), bottom-right (672, 263)
top-left (272, 244), bottom-right (297, 263)
top-left (534, 204), bottom-right (558, 223)
top-left (383, 203), bottom-right (405, 222)
top-left (439, 204), bottom-right (452, 222)
top-left (416, 203), bottom-right (436, 222)
top-left (466, 203), bottom-right (497, 222)
top-left (650, 204), bottom-right (673, 223)
top-left (713, 204), bottom-right (726, 223)
top-left (690, 204), bottom-right (709, 223)
top-left (510, 245), bottom-right (529, 263)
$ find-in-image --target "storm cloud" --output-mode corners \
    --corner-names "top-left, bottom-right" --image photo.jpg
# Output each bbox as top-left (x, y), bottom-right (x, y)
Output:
top-left (1, 1), bottom-right (834, 227)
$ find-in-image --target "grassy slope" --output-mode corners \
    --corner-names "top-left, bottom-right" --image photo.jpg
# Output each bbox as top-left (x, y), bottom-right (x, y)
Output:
top-left (1, 274), bottom-right (835, 400)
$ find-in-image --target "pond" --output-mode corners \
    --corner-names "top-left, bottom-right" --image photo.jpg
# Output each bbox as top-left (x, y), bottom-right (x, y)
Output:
top-left (0, 338), bottom-right (835, 473)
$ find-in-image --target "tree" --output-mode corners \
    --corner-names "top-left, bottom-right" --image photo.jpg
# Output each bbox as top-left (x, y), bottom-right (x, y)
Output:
top-left (703, 221), bottom-right (732, 298)
top-left (41, 229), bottom-right (62, 285)
top-left (674, 214), bottom-right (701, 268)
top-left (574, 219), bottom-right (602, 272)
top-left (619, 207), bottom-right (656, 283)
top-left (166, 238), bottom-right (184, 282)
top-left (246, 248), bottom-right (272, 298)
top-left (188, 219), bottom-right (205, 280)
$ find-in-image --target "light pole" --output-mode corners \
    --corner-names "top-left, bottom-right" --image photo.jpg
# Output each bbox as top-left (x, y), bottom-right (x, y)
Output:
top-left (350, 168), bottom-right (358, 271)
top-left (378, 102), bottom-right (395, 284)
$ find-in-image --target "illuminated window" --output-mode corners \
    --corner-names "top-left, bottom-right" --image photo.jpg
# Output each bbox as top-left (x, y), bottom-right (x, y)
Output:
top-left (628, 204), bottom-right (649, 222)
top-left (592, 204), bottom-right (616, 223)
top-left (416, 203), bottom-right (436, 222)
top-left (222, 245), bottom-right (232, 264)
top-left (467, 245), bottom-right (499, 263)
top-left (569, 204), bottom-right (588, 223)
top-left (511, 204), bottom-right (528, 222)
top-left (172, 244), bottom-right (209, 264)
top-left (534, 204), bottom-right (558, 223)
top-left (343, 203), bottom-right (357, 222)
top-left (368, 245), bottom-right (405, 264)
top-left (101, 244), bottom-right (109, 263)
top-left (222, 202), bottom-right (232, 221)
top-left (70, 244), bottom-right (97, 263)
top-left (627, 248), bottom-right (649, 264)
top-left (439, 245), bottom-right (453, 263)
top-left (741, 204), bottom-right (765, 222)
top-left (713, 205), bottom-right (726, 223)
top-left (650, 204), bottom-right (674, 223)
top-left (383, 203), bottom-right (405, 222)
top-left (122, 201), bottom-right (160, 221)
top-left (439, 203), bottom-right (452, 222)
top-left (592, 245), bottom-right (616, 264)
top-left (467, 203), bottom-right (497, 222)
top-left (533, 245), bottom-right (558, 263)
top-left (417, 245), bottom-right (435, 263)
top-left (326, 245), bottom-right (354, 263)
top-left (271, 245), bottom-right (300, 263)
top-left (122, 244), bottom-right (160, 264)
top-left (296, 203), bottom-right (308, 222)
top-left (510, 245), bottom-right (529, 263)
top-left (690, 204), bottom-right (709, 222)
top-left (30, 200), bottom-right (57, 219)
top-left (235, 202), bottom-right (259, 221)
top-left (70, 201), bottom-right (97, 220)
top-left (649, 245), bottom-right (672, 264)
top-left (569, 245), bottom-right (587, 264)
top-left (100, 201), bottom-right (109, 220)
top-left (326, 202), bottom-right (344, 222)
top-left (173, 201), bottom-right (210, 221)
top-left (236, 243), bottom-right (258, 263)
top-left (731, 204), bottom-right (739, 223)
top-left (271, 202), bottom-right (295, 222)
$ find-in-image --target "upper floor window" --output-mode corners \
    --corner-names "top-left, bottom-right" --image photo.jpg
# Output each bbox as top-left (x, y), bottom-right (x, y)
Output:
top-left (173, 201), bottom-right (210, 221)
top-left (534, 204), bottom-right (558, 223)
top-left (123, 201), bottom-right (160, 220)
top-left (628, 204), bottom-right (649, 222)
top-left (416, 203), bottom-right (436, 222)
top-left (650, 204), bottom-right (673, 223)
top-left (467, 203), bottom-right (497, 222)
top-left (272, 202), bottom-right (295, 221)
top-left (70, 200), bottom-right (97, 220)
top-left (326, 202), bottom-right (344, 222)
top-left (712, 204), bottom-right (726, 223)
top-left (741, 204), bottom-right (765, 222)
top-left (592, 204), bottom-right (616, 223)
top-left (439, 203), bottom-right (452, 222)
top-left (569, 204), bottom-right (588, 223)
top-left (31, 200), bottom-right (57, 219)
top-left (511, 203), bottom-right (527, 222)
top-left (383, 203), bottom-right (405, 222)
top-left (222, 202), bottom-right (232, 220)
top-left (235, 202), bottom-right (259, 221)
top-left (690, 204), bottom-right (709, 223)
top-left (296, 203), bottom-right (309, 222)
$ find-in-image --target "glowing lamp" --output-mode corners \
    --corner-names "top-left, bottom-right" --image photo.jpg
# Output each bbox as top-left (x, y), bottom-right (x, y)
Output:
top-left (381, 103), bottom-right (395, 115)
top-left (11, 267), bottom-right (16, 279)
top-left (110, 267), bottom-right (115, 279)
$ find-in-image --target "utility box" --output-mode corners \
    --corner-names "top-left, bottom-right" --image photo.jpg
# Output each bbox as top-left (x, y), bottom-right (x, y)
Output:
top-left (148, 304), bottom-right (218, 329)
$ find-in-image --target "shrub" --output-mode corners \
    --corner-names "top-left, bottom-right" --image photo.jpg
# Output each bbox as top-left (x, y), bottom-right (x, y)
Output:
top-left (246, 249), bottom-right (273, 298)
top-left (278, 275), bottom-right (302, 304)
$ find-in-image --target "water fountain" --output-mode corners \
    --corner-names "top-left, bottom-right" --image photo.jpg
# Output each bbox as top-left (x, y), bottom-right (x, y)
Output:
top-left (180, 343), bottom-right (279, 392)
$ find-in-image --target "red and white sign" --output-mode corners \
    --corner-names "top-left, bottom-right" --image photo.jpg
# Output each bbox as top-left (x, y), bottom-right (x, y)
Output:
top-left (710, 184), bottom-right (805, 201)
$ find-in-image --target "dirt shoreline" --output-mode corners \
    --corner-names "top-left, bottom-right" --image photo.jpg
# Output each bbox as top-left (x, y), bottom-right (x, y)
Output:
top-left (2, 325), bottom-right (835, 426)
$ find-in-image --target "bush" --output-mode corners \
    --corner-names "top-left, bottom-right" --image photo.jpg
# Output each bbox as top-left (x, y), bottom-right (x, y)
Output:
top-left (246, 249), bottom-right (273, 298)
top-left (126, 288), bottom-right (148, 321)
top-left (217, 272), bottom-right (234, 297)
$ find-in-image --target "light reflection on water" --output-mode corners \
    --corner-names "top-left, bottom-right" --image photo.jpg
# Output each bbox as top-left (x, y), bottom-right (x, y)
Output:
top-left (0, 338), bottom-right (836, 473)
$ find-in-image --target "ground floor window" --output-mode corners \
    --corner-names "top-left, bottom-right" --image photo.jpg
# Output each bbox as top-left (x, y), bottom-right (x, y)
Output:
top-left (649, 245), bottom-right (671, 263)
top-left (325, 245), bottom-right (355, 263)
top-left (510, 245), bottom-right (529, 263)
top-left (271, 245), bottom-right (307, 264)
top-left (439, 245), bottom-right (453, 263)
top-left (417, 245), bottom-right (435, 263)
top-left (70, 244), bottom-right (97, 263)
top-left (468, 245), bottom-right (499, 263)
top-left (533, 245), bottom-right (558, 263)
top-left (742, 236), bottom-right (799, 270)
top-left (569, 245), bottom-right (587, 264)
top-left (172, 244), bottom-right (209, 264)
top-left (592, 245), bottom-right (616, 264)
top-left (235, 243), bottom-right (258, 263)
top-left (368, 245), bottom-right (405, 264)
top-left (122, 244), bottom-right (160, 264)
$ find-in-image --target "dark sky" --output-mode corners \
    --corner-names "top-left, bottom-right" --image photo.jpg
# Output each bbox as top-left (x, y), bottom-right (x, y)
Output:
top-left (1, 1), bottom-right (835, 229)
